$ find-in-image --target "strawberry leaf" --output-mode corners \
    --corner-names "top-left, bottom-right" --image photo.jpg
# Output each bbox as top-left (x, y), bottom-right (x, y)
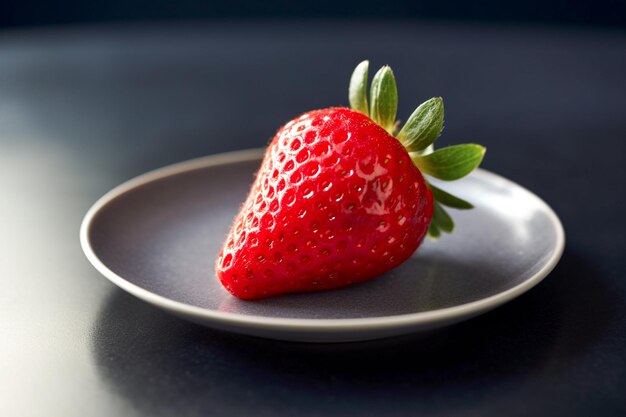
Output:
top-left (416, 144), bottom-right (434, 156)
top-left (397, 97), bottom-right (444, 152)
top-left (412, 144), bottom-right (486, 181)
top-left (346, 60), bottom-right (487, 241)
top-left (369, 66), bottom-right (398, 134)
top-left (433, 202), bottom-right (454, 233)
top-left (349, 60), bottom-right (369, 116)
top-left (429, 184), bottom-right (474, 209)
top-left (427, 222), bottom-right (441, 239)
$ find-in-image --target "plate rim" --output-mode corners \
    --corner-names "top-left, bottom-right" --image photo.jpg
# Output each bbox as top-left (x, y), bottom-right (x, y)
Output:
top-left (80, 148), bottom-right (565, 332)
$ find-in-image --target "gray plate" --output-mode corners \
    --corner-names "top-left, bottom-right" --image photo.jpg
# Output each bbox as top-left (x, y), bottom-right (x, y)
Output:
top-left (81, 149), bottom-right (564, 342)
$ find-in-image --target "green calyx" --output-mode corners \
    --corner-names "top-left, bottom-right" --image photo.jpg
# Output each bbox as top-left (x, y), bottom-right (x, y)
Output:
top-left (348, 60), bottom-right (486, 239)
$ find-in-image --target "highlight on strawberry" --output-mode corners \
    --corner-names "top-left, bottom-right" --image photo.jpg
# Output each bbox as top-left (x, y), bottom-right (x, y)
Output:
top-left (216, 60), bottom-right (486, 299)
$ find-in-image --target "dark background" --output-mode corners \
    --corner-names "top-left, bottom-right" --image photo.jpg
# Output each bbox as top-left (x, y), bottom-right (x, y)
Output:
top-left (2, 0), bottom-right (626, 29)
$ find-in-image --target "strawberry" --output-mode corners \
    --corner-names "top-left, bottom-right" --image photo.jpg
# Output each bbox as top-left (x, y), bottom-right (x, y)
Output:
top-left (216, 61), bottom-right (485, 299)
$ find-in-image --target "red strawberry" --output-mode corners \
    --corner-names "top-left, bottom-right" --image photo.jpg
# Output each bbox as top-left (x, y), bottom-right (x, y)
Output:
top-left (216, 61), bottom-right (485, 299)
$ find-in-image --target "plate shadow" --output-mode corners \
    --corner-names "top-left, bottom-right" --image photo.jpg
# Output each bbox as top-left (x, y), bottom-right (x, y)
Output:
top-left (89, 248), bottom-right (614, 416)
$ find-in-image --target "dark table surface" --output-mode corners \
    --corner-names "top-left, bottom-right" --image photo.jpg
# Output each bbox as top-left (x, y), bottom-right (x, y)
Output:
top-left (1, 20), bottom-right (625, 417)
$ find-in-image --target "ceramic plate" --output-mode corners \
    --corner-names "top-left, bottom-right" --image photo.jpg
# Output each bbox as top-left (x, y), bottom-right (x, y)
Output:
top-left (81, 149), bottom-right (564, 342)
